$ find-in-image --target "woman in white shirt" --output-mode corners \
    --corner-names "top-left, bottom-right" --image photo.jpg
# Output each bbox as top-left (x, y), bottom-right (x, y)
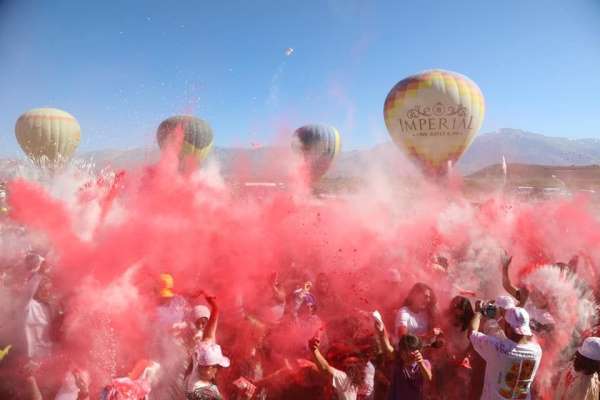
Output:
top-left (395, 283), bottom-right (439, 342)
top-left (555, 337), bottom-right (600, 400)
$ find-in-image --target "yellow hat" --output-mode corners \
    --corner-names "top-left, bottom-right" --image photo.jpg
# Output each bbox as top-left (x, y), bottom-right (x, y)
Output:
top-left (159, 273), bottom-right (174, 298)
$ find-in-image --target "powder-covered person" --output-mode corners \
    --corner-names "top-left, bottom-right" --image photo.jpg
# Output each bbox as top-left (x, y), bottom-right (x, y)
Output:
top-left (468, 306), bottom-right (542, 400)
top-left (375, 316), bottom-right (432, 400)
top-left (184, 294), bottom-right (231, 400)
top-left (308, 335), bottom-right (368, 400)
top-left (395, 283), bottom-right (443, 347)
top-left (554, 336), bottom-right (600, 400)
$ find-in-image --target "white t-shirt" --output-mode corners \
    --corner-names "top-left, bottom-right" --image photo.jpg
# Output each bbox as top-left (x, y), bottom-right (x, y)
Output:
top-left (394, 306), bottom-right (430, 337)
top-left (331, 367), bottom-right (358, 400)
top-left (358, 361), bottom-right (375, 398)
top-left (190, 379), bottom-right (222, 396)
top-left (470, 331), bottom-right (542, 400)
top-left (24, 298), bottom-right (52, 359)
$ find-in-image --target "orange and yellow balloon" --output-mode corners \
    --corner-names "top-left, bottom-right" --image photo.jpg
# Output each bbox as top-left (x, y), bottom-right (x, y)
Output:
top-left (384, 69), bottom-right (485, 175)
top-left (15, 108), bottom-right (81, 167)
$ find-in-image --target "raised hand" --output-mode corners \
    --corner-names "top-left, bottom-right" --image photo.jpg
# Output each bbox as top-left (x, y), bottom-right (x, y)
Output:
top-left (308, 337), bottom-right (321, 351)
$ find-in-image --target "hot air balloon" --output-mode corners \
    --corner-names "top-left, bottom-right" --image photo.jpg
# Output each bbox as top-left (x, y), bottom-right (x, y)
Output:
top-left (383, 69), bottom-right (485, 175)
top-left (15, 108), bottom-right (81, 167)
top-left (292, 124), bottom-right (341, 181)
top-left (156, 115), bottom-right (213, 163)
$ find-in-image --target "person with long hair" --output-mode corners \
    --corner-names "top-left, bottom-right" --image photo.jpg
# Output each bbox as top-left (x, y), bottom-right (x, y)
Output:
top-left (554, 336), bottom-right (600, 400)
top-left (395, 283), bottom-right (440, 344)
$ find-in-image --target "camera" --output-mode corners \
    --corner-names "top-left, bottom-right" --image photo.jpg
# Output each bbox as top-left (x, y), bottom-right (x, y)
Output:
top-left (478, 301), bottom-right (498, 319)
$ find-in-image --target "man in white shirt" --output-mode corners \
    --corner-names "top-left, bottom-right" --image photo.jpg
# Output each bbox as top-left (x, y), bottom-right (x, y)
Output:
top-left (24, 276), bottom-right (54, 360)
top-left (469, 306), bottom-right (542, 400)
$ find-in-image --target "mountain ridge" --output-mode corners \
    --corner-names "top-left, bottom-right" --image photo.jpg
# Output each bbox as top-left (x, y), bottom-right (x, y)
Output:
top-left (2, 129), bottom-right (600, 179)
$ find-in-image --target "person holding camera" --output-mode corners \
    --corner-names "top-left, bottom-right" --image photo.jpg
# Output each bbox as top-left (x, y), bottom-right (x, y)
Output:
top-left (468, 304), bottom-right (542, 399)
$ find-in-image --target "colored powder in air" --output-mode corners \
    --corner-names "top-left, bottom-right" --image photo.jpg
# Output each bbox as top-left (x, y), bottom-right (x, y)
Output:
top-left (2, 145), bottom-right (600, 394)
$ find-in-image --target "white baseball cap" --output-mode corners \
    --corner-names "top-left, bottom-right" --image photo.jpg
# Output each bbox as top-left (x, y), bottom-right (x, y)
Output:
top-left (578, 337), bottom-right (600, 361)
top-left (505, 307), bottom-right (532, 336)
top-left (495, 295), bottom-right (517, 310)
top-left (194, 305), bottom-right (211, 320)
top-left (195, 342), bottom-right (230, 368)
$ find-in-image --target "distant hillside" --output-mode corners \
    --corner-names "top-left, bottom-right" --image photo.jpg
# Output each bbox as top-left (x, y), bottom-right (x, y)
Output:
top-left (458, 128), bottom-right (600, 173)
top-left (466, 163), bottom-right (600, 191)
top-left (2, 128), bottom-right (600, 179)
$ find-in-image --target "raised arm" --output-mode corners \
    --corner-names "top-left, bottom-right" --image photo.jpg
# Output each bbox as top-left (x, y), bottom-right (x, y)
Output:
top-left (501, 254), bottom-right (528, 306)
top-left (375, 324), bottom-right (395, 359)
top-left (24, 361), bottom-right (43, 400)
top-left (413, 351), bottom-right (432, 382)
top-left (308, 337), bottom-right (335, 375)
top-left (469, 306), bottom-right (482, 336)
top-left (26, 376), bottom-right (43, 400)
top-left (74, 370), bottom-right (90, 400)
top-left (203, 294), bottom-right (219, 343)
top-left (271, 273), bottom-right (286, 303)
top-left (501, 255), bottom-right (517, 297)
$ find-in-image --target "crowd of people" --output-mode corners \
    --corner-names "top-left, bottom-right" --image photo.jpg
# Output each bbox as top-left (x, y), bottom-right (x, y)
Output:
top-left (1, 236), bottom-right (600, 400)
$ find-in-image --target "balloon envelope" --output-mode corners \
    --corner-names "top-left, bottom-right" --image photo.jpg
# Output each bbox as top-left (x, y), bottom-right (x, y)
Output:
top-left (15, 108), bottom-right (81, 166)
top-left (292, 124), bottom-right (341, 181)
top-left (156, 115), bottom-right (213, 163)
top-left (383, 69), bottom-right (485, 175)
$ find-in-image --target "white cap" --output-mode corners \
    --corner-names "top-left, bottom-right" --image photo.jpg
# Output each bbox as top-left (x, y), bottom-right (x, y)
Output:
top-left (495, 295), bottom-right (517, 310)
top-left (505, 307), bottom-right (532, 336)
top-left (194, 342), bottom-right (230, 368)
top-left (194, 305), bottom-right (211, 320)
top-left (578, 337), bottom-right (600, 361)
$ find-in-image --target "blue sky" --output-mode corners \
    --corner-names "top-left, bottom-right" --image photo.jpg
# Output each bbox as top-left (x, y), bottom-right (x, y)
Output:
top-left (1, 0), bottom-right (599, 155)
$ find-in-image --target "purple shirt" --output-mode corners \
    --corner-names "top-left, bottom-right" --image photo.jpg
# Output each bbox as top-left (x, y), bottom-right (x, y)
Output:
top-left (387, 360), bottom-right (430, 400)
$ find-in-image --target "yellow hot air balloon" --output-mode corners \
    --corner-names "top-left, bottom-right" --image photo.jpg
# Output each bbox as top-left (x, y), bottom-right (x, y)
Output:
top-left (384, 69), bottom-right (485, 175)
top-left (15, 108), bottom-right (81, 167)
top-left (156, 115), bottom-right (213, 164)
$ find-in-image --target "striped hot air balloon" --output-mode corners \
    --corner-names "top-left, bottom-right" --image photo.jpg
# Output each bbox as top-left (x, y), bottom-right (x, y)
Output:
top-left (292, 124), bottom-right (341, 181)
top-left (156, 115), bottom-right (213, 164)
top-left (15, 108), bottom-right (81, 167)
top-left (384, 69), bottom-right (485, 176)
